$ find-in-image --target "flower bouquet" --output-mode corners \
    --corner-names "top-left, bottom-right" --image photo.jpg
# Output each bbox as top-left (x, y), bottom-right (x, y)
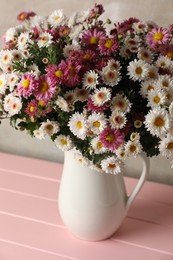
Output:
top-left (0, 3), bottom-right (173, 174)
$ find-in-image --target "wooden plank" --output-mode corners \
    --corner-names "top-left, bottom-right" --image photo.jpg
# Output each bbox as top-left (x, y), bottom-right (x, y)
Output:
top-left (0, 214), bottom-right (172, 260)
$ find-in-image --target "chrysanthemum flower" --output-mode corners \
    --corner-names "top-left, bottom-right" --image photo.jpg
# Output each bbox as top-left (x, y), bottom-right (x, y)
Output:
top-left (18, 73), bottom-right (38, 98)
top-left (87, 112), bottom-right (107, 135)
top-left (147, 65), bottom-right (159, 80)
top-left (159, 135), bottom-right (173, 158)
top-left (82, 28), bottom-right (105, 48)
top-left (140, 79), bottom-right (157, 98)
top-left (60, 60), bottom-right (81, 87)
top-left (87, 98), bottom-right (107, 112)
top-left (127, 59), bottom-right (149, 81)
top-left (101, 156), bottom-right (123, 174)
top-left (98, 37), bottom-right (118, 55)
top-left (82, 70), bottom-right (99, 89)
top-left (46, 64), bottom-right (64, 85)
top-left (147, 89), bottom-right (166, 108)
top-left (0, 50), bottom-right (13, 69)
top-left (0, 74), bottom-right (7, 94)
top-left (7, 72), bottom-right (19, 91)
top-left (146, 27), bottom-right (171, 49)
top-left (39, 119), bottom-right (60, 136)
top-left (109, 111), bottom-right (127, 129)
top-left (25, 99), bottom-right (38, 117)
top-left (68, 112), bottom-right (88, 140)
top-left (101, 66), bottom-right (120, 87)
top-left (91, 87), bottom-right (111, 106)
top-left (55, 135), bottom-right (73, 151)
top-left (155, 56), bottom-right (172, 70)
top-left (55, 96), bottom-right (69, 112)
top-left (17, 32), bottom-right (31, 50)
top-left (33, 129), bottom-right (45, 140)
top-left (161, 44), bottom-right (173, 60)
top-left (74, 88), bottom-right (89, 102)
top-left (137, 47), bottom-right (153, 64)
top-left (99, 128), bottom-right (124, 152)
top-left (157, 75), bottom-right (173, 90)
top-left (144, 107), bottom-right (170, 138)
top-left (4, 95), bottom-right (22, 116)
top-left (125, 140), bottom-right (142, 157)
top-left (112, 94), bottom-right (131, 113)
top-left (48, 9), bottom-right (66, 28)
top-left (37, 32), bottom-right (53, 48)
top-left (91, 136), bottom-right (107, 154)
top-left (35, 74), bottom-right (56, 101)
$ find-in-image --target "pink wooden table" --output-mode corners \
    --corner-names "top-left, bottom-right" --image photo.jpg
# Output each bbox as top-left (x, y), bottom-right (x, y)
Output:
top-left (0, 152), bottom-right (173, 260)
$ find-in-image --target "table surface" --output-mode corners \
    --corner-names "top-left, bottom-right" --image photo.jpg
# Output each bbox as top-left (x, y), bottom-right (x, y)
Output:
top-left (0, 152), bottom-right (173, 260)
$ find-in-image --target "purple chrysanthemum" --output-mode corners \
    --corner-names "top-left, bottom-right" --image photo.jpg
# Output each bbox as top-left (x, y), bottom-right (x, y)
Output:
top-left (25, 99), bottom-right (38, 117)
top-left (146, 27), bottom-right (171, 49)
top-left (17, 73), bottom-right (38, 98)
top-left (98, 37), bottom-right (118, 55)
top-left (46, 64), bottom-right (64, 85)
top-left (59, 59), bottom-right (81, 87)
top-left (35, 74), bottom-right (56, 102)
top-left (99, 128), bottom-right (124, 152)
top-left (82, 28), bottom-right (105, 49)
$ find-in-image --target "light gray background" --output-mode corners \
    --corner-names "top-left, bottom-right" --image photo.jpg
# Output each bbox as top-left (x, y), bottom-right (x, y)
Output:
top-left (0, 0), bottom-right (173, 184)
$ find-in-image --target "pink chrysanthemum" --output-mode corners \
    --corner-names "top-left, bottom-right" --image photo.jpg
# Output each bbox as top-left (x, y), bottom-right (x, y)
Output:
top-left (17, 73), bottom-right (38, 98)
top-left (17, 11), bottom-right (36, 22)
top-left (87, 98), bottom-right (108, 112)
top-left (35, 74), bottom-right (56, 102)
top-left (25, 99), bottom-right (38, 117)
top-left (99, 128), bottom-right (124, 152)
top-left (146, 27), bottom-right (171, 49)
top-left (81, 50), bottom-right (97, 63)
top-left (161, 44), bottom-right (173, 60)
top-left (46, 64), bottom-right (64, 85)
top-left (82, 28), bottom-right (105, 49)
top-left (60, 60), bottom-right (81, 87)
top-left (98, 37), bottom-right (118, 55)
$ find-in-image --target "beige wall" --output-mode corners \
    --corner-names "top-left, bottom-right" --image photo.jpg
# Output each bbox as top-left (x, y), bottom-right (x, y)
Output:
top-left (0, 0), bottom-right (173, 184)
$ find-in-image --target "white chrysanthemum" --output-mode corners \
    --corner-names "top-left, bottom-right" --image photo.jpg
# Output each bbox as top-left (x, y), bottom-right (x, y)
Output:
top-left (130, 132), bottom-right (140, 142)
top-left (132, 21), bottom-right (149, 33)
top-left (91, 87), bottom-right (111, 106)
top-left (101, 66), bottom-right (120, 87)
top-left (115, 145), bottom-right (127, 160)
top-left (140, 79), bottom-right (157, 98)
top-left (75, 10), bottom-right (90, 24)
top-left (37, 32), bottom-right (53, 48)
top-left (4, 27), bottom-right (17, 42)
top-left (144, 108), bottom-right (170, 138)
top-left (17, 32), bottom-right (30, 50)
top-left (127, 59), bottom-right (149, 81)
top-left (55, 135), bottom-right (73, 151)
top-left (64, 90), bottom-right (76, 104)
top-left (74, 88), bottom-right (89, 102)
top-left (112, 94), bottom-right (131, 113)
top-left (0, 74), bottom-right (7, 94)
top-left (74, 152), bottom-right (90, 166)
top-left (147, 89), bottom-right (166, 108)
top-left (39, 120), bottom-right (60, 136)
top-left (101, 156), bottom-right (123, 175)
top-left (0, 50), bottom-right (13, 69)
top-left (89, 163), bottom-right (103, 173)
top-left (69, 24), bottom-right (83, 40)
top-left (147, 65), bottom-right (159, 80)
top-left (8, 96), bottom-right (22, 116)
top-left (109, 111), bottom-right (126, 129)
top-left (157, 75), bottom-right (173, 90)
top-left (28, 64), bottom-right (40, 77)
top-left (82, 70), bottom-right (99, 89)
top-left (90, 136), bottom-right (107, 154)
top-left (107, 59), bottom-right (121, 71)
top-left (3, 93), bottom-right (14, 112)
top-left (68, 112), bottom-right (87, 140)
top-left (33, 129), bottom-right (45, 140)
top-left (125, 140), bottom-right (142, 157)
top-left (12, 50), bottom-right (23, 62)
top-left (156, 56), bottom-right (172, 69)
top-left (87, 112), bottom-right (107, 135)
top-left (55, 96), bottom-right (69, 112)
top-left (119, 46), bottom-right (131, 59)
top-left (21, 49), bottom-right (30, 59)
top-left (48, 9), bottom-right (66, 27)
top-left (7, 72), bottom-right (20, 91)
top-left (159, 135), bottom-right (173, 158)
top-left (137, 47), bottom-right (153, 64)
top-left (125, 36), bottom-right (140, 51)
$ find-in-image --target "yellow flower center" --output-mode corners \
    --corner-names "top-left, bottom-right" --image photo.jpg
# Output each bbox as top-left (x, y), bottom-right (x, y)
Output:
top-left (147, 85), bottom-right (155, 91)
top-left (29, 106), bottom-right (35, 113)
top-left (153, 32), bottom-right (164, 41)
top-left (90, 36), bottom-right (99, 44)
top-left (166, 51), bottom-right (173, 60)
top-left (108, 163), bottom-right (116, 169)
top-left (104, 39), bottom-right (113, 49)
top-left (135, 67), bottom-right (143, 75)
top-left (153, 96), bottom-right (161, 104)
top-left (154, 116), bottom-right (164, 127)
top-left (46, 124), bottom-right (53, 131)
top-left (39, 81), bottom-right (49, 93)
top-left (134, 120), bottom-right (142, 128)
top-left (106, 133), bottom-right (115, 142)
top-left (55, 70), bottom-right (63, 78)
top-left (60, 138), bottom-right (67, 145)
top-left (55, 16), bottom-right (60, 21)
top-left (76, 121), bottom-right (83, 128)
top-left (0, 80), bottom-right (3, 86)
top-left (83, 53), bottom-right (90, 60)
top-left (22, 79), bottom-right (30, 88)
top-left (93, 121), bottom-right (100, 128)
top-left (167, 142), bottom-right (173, 150)
top-left (96, 141), bottom-right (103, 149)
top-left (129, 145), bottom-right (137, 153)
top-left (38, 100), bottom-right (45, 107)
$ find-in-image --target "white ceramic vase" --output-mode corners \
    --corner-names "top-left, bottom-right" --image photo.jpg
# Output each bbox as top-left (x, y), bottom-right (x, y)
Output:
top-left (58, 150), bottom-right (149, 241)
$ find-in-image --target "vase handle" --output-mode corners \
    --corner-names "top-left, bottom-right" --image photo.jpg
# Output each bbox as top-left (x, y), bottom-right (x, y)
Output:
top-left (125, 152), bottom-right (150, 212)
